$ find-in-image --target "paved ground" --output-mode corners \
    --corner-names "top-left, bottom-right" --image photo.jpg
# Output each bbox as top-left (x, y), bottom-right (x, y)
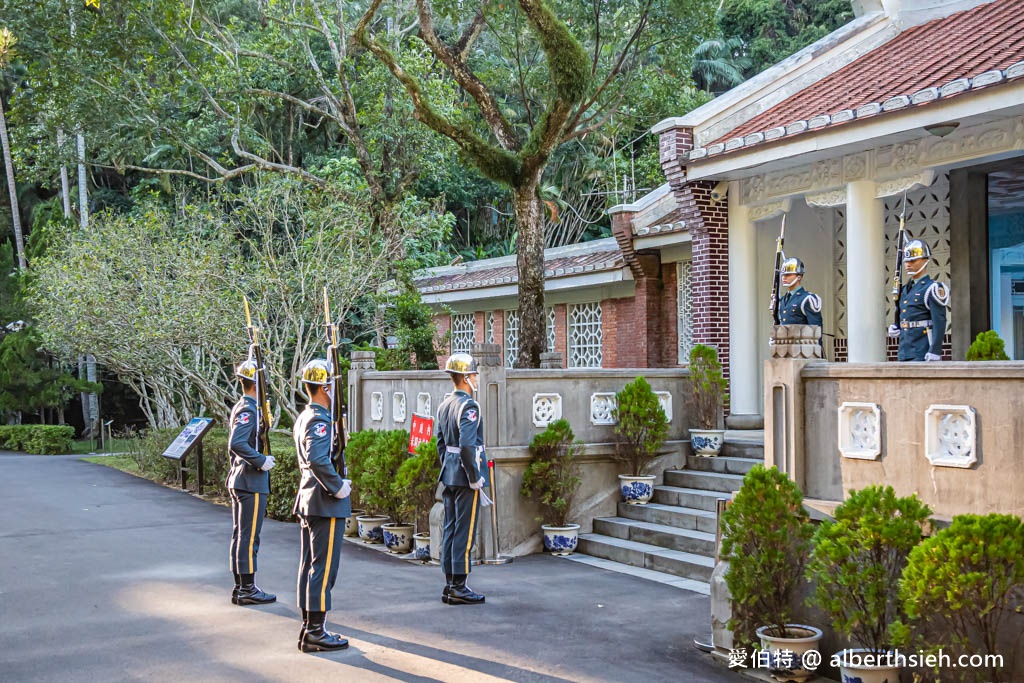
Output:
top-left (0, 453), bottom-right (740, 683)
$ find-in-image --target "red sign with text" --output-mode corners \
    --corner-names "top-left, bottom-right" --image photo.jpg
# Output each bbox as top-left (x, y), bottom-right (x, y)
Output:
top-left (408, 413), bottom-right (434, 454)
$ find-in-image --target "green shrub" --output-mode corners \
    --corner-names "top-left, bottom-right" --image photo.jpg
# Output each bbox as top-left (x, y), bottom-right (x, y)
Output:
top-left (720, 465), bottom-right (813, 648)
top-left (689, 344), bottom-right (728, 430)
top-left (394, 437), bottom-right (440, 532)
top-left (350, 429), bottom-right (410, 523)
top-left (966, 330), bottom-right (1011, 361)
top-left (266, 448), bottom-right (301, 521)
top-left (521, 419), bottom-right (582, 527)
top-left (0, 425), bottom-right (75, 454)
top-left (806, 485), bottom-right (931, 653)
top-left (893, 513), bottom-right (1024, 683)
top-left (345, 429), bottom-right (379, 511)
top-left (612, 376), bottom-right (669, 476)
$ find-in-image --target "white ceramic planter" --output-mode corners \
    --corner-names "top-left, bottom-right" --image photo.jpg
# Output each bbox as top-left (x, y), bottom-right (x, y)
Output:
top-left (755, 624), bottom-right (823, 683)
top-left (356, 514), bottom-right (390, 544)
top-left (836, 648), bottom-right (901, 683)
top-left (541, 523), bottom-right (580, 555)
top-left (412, 532), bottom-right (431, 561)
top-left (618, 474), bottom-right (656, 505)
top-left (382, 523), bottom-right (414, 553)
top-left (344, 509), bottom-right (366, 537)
top-left (689, 428), bottom-right (726, 456)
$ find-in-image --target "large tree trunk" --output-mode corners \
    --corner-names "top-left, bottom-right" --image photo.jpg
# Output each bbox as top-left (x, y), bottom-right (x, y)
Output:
top-left (513, 179), bottom-right (546, 368)
top-left (0, 101), bottom-right (26, 271)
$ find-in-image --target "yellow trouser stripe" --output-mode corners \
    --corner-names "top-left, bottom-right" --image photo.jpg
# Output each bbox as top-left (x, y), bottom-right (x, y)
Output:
top-left (248, 493), bottom-right (259, 573)
top-left (464, 490), bottom-right (479, 570)
top-left (321, 518), bottom-right (337, 609)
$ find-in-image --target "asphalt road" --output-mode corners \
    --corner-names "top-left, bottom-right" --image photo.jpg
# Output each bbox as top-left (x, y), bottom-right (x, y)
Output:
top-left (0, 453), bottom-right (741, 683)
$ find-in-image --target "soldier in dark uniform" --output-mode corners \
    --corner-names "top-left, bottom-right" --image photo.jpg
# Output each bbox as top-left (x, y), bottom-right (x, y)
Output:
top-left (888, 240), bottom-right (949, 361)
top-left (777, 257), bottom-right (823, 329)
top-left (293, 359), bottom-right (351, 652)
top-left (436, 352), bottom-right (488, 606)
top-left (227, 360), bottom-right (277, 606)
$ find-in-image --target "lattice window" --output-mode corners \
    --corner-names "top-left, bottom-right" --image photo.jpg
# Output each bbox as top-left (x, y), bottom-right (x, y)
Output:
top-left (677, 260), bottom-right (693, 364)
top-left (450, 313), bottom-right (474, 354)
top-left (834, 207), bottom-right (847, 338)
top-left (568, 302), bottom-right (603, 368)
top-left (547, 307), bottom-right (556, 352)
top-left (485, 311), bottom-right (495, 344)
top-left (505, 310), bottom-right (519, 367)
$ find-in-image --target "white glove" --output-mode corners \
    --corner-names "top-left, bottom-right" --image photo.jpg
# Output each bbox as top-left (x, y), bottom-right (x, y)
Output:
top-left (925, 352), bottom-right (941, 362)
top-left (260, 455), bottom-right (276, 471)
top-left (469, 477), bottom-right (485, 490)
top-left (887, 324), bottom-right (901, 339)
top-left (334, 479), bottom-right (352, 499)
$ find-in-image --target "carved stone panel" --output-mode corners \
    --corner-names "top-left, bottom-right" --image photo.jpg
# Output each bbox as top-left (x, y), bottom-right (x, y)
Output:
top-left (838, 402), bottom-right (881, 460)
top-left (924, 405), bottom-right (977, 468)
top-left (416, 392), bottom-right (432, 417)
top-left (370, 392), bottom-right (384, 421)
top-left (533, 393), bottom-right (563, 428)
top-left (590, 393), bottom-right (617, 425)
top-left (392, 392), bottom-right (407, 423)
top-left (655, 391), bottom-right (673, 423)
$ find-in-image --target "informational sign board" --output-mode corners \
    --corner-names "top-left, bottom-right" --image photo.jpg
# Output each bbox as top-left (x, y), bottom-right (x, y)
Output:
top-left (161, 417), bottom-right (215, 461)
top-left (408, 413), bottom-right (434, 454)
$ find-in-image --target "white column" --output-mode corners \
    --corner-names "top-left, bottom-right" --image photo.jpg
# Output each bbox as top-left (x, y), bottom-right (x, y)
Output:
top-left (846, 180), bottom-right (886, 362)
top-left (728, 183), bottom-right (759, 415)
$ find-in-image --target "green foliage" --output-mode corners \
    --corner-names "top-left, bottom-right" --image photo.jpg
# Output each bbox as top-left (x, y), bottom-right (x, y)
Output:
top-left (612, 376), bottom-right (669, 476)
top-left (720, 465), bottom-right (812, 648)
top-left (689, 344), bottom-right (728, 431)
top-left (966, 330), bottom-right (1011, 361)
top-left (389, 260), bottom-right (441, 370)
top-left (348, 429), bottom-right (410, 523)
top-left (521, 419), bottom-right (582, 528)
top-left (0, 424), bottom-right (75, 454)
top-left (394, 437), bottom-right (440, 532)
top-left (806, 486), bottom-right (931, 652)
top-left (893, 514), bottom-right (1024, 683)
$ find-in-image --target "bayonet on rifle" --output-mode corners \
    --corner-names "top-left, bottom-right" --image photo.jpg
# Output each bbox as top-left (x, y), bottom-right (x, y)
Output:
top-left (322, 288), bottom-right (348, 474)
top-left (769, 214), bottom-right (787, 325)
top-left (243, 296), bottom-right (273, 457)
top-left (892, 191), bottom-right (908, 328)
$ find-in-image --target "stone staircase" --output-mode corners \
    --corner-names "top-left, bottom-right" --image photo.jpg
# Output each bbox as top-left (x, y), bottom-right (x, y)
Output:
top-left (570, 431), bottom-right (764, 593)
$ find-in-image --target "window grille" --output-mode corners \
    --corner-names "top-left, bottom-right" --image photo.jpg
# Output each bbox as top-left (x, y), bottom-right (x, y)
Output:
top-left (486, 311), bottom-right (495, 344)
top-left (505, 310), bottom-right (519, 367)
top-left (450, 313), bottom-right (474, 354)
top-left (568, 302), bottom-right (603, 368)
top-left (677, 260), bottom-right (693, 364)
top-left (547, 307), bottom-right (556, 352)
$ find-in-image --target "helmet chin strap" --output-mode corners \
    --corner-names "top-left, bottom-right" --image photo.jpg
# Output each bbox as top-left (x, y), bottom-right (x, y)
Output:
top-left (466, 375), bottom-right (477, 394)
top-left (907, 259), bottom-right (929, 278)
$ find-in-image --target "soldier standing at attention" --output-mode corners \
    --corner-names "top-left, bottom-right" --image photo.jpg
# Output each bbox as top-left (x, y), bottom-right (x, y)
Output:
top-left (888, 240), bottom-right (949, 362)
top-left (227, 360), bottom-right (277, 606)
top-left (293, 359), bottom-right (352, 652)
top-left (436, 353), bottom-right (488, 605)
top-left (777, 257), bottom-right (823, 329)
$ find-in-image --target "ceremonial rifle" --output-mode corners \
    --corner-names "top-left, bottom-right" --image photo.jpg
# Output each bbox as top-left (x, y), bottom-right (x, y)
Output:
top-left (891, 191), bottom-right (908, 328)
top-left (322, 288), bottom-right (348, 473)
top-left (243, 296), bottom-right (273, 457)
top-left (769, 214), bottom-right (787, 325)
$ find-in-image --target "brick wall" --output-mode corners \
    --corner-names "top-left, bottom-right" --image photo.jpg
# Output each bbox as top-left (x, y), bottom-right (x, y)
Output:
top-left (434, 312), bottom-right (452, 368)
top-left (660, 261), bottom-right (682, 367)
top-left (833, 335), bottom-right (952, 362)
top-left (553, 304), bottom-right (567, 367)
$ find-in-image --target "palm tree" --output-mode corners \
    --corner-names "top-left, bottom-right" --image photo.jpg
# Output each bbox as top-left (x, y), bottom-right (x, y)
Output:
top-left (692, 37), bottom-right (751, 96)
top-left (0, 27), bottom-right (26, 271)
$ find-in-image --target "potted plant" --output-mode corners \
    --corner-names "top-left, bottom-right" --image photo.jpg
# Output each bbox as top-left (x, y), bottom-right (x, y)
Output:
top-left (612, 376), bottom-right (669, 504)
top-left (688, 344), bottom-right (728, 456)
top-left (892, 513), bottom-right (1024, 683)
top-left (521, 419), bottom-right (583, 555)
top-left (721, 465), bottom-right (819, 682)
top-left (394, 437), bottom-right (440, 560)
top-left (342, 430), bottom-right (374, 536)
top-left (965, 330), bottom-right (1011, 360)
top-left (350, 429), bottom-right (408, 547)
top-left (806, 485), bottom-right (931, 683)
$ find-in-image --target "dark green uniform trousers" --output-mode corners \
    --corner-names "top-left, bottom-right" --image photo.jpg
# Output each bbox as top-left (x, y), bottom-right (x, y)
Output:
top-left (441, 486), bottom-right (481, 576)
top-left (297, 515), bottom-right (344, 612)
top-left (229, 489), bottom-right (266, 575)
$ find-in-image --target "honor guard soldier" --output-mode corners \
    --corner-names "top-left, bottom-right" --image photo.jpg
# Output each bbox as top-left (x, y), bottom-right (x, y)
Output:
top-left (227, 360), bottom-right (277, 606)
top-left (293, 359), bottom-right (352, 652)
top-left (888, 240), bottom-right (949, 362)
top-left (436, 353), bottom-right (488, 605)
top-left (777, 257), bottom-right (823, 329)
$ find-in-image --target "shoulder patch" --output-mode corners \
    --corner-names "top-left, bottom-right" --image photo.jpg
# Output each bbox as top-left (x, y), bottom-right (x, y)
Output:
top-left (235, 412), bottom-right (251, 426)
top-left (313, 422), bottom-right (328, 438)
top-left (464, 408), bottom-right (478, 422)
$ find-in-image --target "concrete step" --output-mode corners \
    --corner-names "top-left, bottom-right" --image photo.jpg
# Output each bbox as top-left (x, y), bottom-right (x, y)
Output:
top-left (593, 517), bottom-right (716, 556)
top-left (652, 485), bottom-right (732, 511)
top-left (684, 454), bottom-right (762, 475)
top-left (576, 533), bottom-right (715, 582)
top-left (617, 501), bottom-right (718, 534)
top-left (664, 469), bottom-right (746, 494)
top-left (557, 553), bottom-right (710, 595)
top-left (721, 441), bottom-right (764, 459)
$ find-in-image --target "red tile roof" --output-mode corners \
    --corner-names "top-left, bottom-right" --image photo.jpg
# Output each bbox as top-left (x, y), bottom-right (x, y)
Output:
top-left (705, 0), bottom-right (1024, 153)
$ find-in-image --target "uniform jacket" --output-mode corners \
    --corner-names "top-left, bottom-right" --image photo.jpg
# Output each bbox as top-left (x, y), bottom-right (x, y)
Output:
top-left (435, 391), bottom-right (488, 488)
top-left (292, 402), bottom-right (351, 518)
top-left (226, 395), bottom-right (270, 494)
top-left (779, 287), bottom-right (823, 329)
top-left (898, 274), bottom-right (949, 361)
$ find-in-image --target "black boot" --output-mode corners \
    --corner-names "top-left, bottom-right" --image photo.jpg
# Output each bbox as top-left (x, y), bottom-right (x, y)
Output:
top-left (231, 572), bottom-right (241, 605)
top-left (235, 574), bottom-right (276, 605)
top-left (441, 573), bottom-right (453, 604)
top-left (446, 574), bottom-right (485, 605)
top-left (301, 611), bottom-right (349, 652)
top-left (297, 609), bottom-right (308, 651)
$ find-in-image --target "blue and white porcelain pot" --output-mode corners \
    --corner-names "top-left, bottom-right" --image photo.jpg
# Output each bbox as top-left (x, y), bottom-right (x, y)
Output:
top-left (619, 474), bottom-right (656, 505)
top-left (412, 532), bottom-right (431, 561)
top-left (835, 648), bottom-right (901, 683)
top-left (344, 509), bottom-right (366, 537)
top-left (689, 429), bottom-right (726, 456)
top-left (541, 524), bottom-right (580, 555)
top-left (382, 523), bottom-right (414, 553)
top-left (356, 514), bottom-right (389, 544)
top-left (755, 624), bottom-right (823, 683)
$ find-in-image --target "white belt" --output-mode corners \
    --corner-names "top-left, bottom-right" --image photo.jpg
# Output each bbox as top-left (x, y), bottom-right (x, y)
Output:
top-left (446, 446), bottom-right (461, 454)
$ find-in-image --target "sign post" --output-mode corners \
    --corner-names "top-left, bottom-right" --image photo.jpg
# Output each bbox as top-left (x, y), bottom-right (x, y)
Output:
top-left (161, 417), bottom-right (215, 493)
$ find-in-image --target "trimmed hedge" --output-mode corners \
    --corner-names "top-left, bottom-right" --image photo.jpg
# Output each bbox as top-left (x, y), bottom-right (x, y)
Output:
top-left (0, 425), bottom-right (76, 455)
